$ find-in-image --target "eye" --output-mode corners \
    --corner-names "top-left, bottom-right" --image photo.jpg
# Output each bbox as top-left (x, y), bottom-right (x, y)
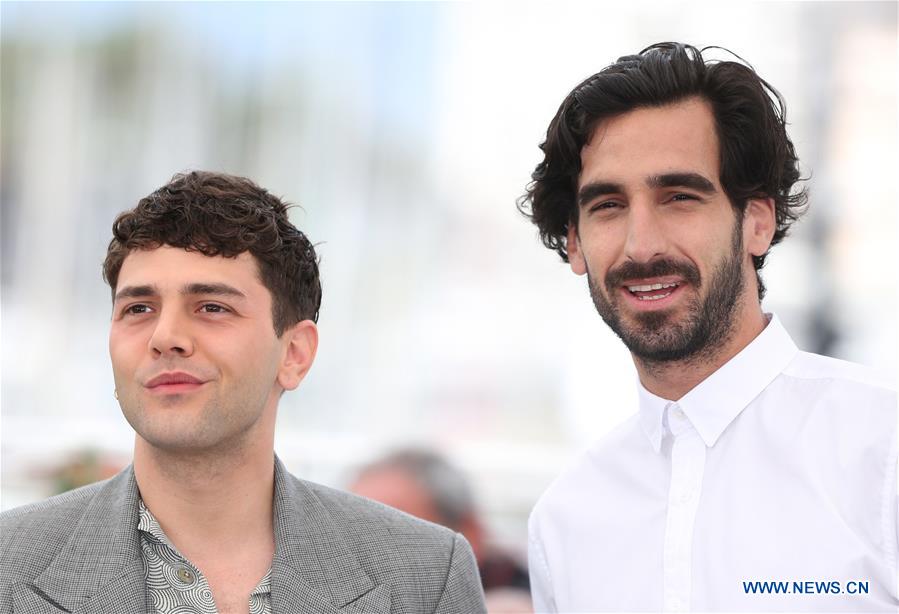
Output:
top-left (588, 200), bottom-right (622, 213)
top-left (198, 303), bottom-right (230, 314)
top-left (670, 193), bottom-right (699, 202)
top-left (122, 303), bottom-right (153, 316)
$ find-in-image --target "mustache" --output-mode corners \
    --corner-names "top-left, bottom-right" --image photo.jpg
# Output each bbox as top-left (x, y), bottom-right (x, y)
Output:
top-left (605, 259), bottom-right (701, 291)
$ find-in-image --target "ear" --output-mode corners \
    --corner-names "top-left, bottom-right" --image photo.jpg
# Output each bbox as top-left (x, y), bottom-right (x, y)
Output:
top-left (567, 223), bottom-right (587, 275)
top-left (277, 320), bottom-right (318, 391)
top-left (743, 197), bottom-right (776, 258)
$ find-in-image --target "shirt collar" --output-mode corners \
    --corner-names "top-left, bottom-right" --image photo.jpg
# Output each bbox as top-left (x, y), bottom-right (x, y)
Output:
top-left (137, 496), bottom-right (274, 597)
top-left (638, 381), bottom-right (670, 453)
top-left (638, 313), bottom-right (799, 452)
top-left (137, 498), bottom-right (180, 552)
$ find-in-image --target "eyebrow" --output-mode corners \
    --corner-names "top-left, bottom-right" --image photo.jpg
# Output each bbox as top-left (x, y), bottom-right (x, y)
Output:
top-left (646, 172), bottom-right (716, 193)
top-left (577, 172), bottom-right (717, 207)
top-left (577, 182), bottom-right (624, 207)
top-left (114, 282), bottom-right (247, 302)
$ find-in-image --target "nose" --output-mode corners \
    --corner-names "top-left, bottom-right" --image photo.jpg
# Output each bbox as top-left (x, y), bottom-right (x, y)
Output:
top-left (623, 200), bottom-right (670, 263)
top-left (148, 308), bottom-right (194, 358)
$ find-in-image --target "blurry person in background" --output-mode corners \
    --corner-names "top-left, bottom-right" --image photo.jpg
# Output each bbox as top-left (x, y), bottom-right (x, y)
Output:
top-left (41, 449), bottom-right (129, 495)
top-left (519, 43), bottom-right (897, 612)
top-left (0, 172), bottom-right (486, 614)
top-left (350, 449), bottom-right (532, 613)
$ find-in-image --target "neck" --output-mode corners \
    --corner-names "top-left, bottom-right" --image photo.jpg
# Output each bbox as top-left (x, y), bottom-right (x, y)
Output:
top-left (133, 432), bottom-right (276, 562)
top-left (634, 303), bottom-right (768, 401)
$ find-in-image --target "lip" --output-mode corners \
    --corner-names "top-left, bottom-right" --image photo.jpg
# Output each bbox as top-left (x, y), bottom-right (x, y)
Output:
top-left (619, 279), bottom-right (686, 311)
top-left (620, 276), bottom-right (683, 288)
top-left (144, 372), bottom-right (207, 394)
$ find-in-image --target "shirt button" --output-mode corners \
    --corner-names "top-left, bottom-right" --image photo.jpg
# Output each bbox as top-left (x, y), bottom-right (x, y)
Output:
top-left (177, 567), bottom-right (194, 584)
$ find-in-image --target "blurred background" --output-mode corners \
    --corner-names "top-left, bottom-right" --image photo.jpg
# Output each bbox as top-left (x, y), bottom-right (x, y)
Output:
top-left (1, 0), bottom-right (896, 606)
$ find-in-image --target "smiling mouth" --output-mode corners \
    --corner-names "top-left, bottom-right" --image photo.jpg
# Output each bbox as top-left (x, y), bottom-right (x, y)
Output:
top-left (625, 281), bottom-right (681, 301)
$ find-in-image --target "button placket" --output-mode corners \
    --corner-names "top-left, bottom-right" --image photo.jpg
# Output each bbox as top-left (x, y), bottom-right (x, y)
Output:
top-left (662, 405), bottom-right (706, 613)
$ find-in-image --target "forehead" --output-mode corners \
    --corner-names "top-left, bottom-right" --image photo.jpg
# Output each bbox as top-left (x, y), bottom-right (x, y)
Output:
top-left (579, 97), bottom-right (721, 188)
top-left (116, 245), bottom-right (263, 293)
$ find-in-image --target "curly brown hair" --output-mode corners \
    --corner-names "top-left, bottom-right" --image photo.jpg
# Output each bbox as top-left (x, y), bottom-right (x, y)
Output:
top-left (103, 171), bottom-right (321, 335)
top-left (519, 42), bottom-right (808, 299)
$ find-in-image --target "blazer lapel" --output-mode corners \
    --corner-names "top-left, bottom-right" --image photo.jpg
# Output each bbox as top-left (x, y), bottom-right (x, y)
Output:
top-left (17, 459), bottom-right (388, 614)
top-left (270, 576), bottom-right (390, 614)
top-left (29, 467), bottom-right (148, 614)
top-left (270, 458), bottom-right (391, 614)
top-left (9, 583), bottom-right (69, 614)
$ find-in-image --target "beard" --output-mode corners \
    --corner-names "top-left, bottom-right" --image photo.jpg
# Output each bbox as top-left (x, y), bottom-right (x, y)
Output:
top-left (587, 220), bottom-right (745, 364)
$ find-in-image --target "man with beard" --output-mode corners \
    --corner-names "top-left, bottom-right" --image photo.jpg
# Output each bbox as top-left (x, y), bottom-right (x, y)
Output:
top-left (519, 43), bottom-right (897, 612)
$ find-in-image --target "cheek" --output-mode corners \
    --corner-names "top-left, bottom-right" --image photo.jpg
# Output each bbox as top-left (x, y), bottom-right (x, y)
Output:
top-left (696, 240), bottom-right (737, 278)
top-left (580, 240), bottom-right (617, 276)
top-left (218, 333), bottom-right (282, 377)
top-left (108, 331), bottom-right (137, 372)
top-left (582, 222), bottom-right (627, 264)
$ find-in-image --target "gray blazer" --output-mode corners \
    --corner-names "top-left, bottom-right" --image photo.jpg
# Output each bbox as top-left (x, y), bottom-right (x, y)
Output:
top-left (0, 458), bottom-right (487, 614)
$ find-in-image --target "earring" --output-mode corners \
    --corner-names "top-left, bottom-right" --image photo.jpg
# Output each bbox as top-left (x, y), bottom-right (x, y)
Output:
top-left (114, 389), bottom-right (119, 400)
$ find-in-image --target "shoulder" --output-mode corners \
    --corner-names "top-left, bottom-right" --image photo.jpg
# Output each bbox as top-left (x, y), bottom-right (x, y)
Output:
top-left (1, 478), bottom-right (108, 548)
top-left (296, 478), bottom-right (473, 576)
top-left (301, 476), bottom-right (459, 549)
top-left (288, 475), bottom-right (485, 613)
top-left (777, 351), bottom-right (896, 428)
top-left (0, 477), bottom-right (114, 595)
top-left (531, 414), bottom-right (645, 528)
top-left (784, 350), bottom-right (896, 393)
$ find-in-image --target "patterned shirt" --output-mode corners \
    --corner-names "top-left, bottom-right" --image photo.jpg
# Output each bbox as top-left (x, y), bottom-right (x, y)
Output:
top-left (137, 499), bottom-right (272, 614)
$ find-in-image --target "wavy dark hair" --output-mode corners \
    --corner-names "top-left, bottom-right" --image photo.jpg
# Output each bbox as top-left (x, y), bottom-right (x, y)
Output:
top-left (518, 42), bottom-right (808, 299)
top-left (103, 171), bottom-right (321, 334)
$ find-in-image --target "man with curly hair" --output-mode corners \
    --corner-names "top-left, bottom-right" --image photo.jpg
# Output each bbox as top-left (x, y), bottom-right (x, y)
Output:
top-left (0, 172), bottom-right (486, 614)
top-left (521, 43), bottom-right (897, 612)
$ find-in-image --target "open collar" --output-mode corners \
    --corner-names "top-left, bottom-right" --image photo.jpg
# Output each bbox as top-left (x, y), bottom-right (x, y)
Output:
top-left (639, 313), bottom-right (799, 452)
top-left (19, 457), bottom-right (388, 614)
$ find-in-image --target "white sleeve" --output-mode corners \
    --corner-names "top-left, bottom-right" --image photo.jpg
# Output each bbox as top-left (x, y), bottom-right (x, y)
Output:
top-left (528, 509), bottom-right (557, 613)
top-left (885, 434), bottom-right (897, 583)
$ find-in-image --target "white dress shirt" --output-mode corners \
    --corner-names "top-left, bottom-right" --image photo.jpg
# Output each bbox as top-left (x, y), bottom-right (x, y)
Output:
top-left (529, 314), bottom-right (898, 612)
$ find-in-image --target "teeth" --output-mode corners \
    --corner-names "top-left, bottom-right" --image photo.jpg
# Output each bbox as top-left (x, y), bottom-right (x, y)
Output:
top-left (627, 282), bottom-right (679, 292)
top-left (637, 291), bottom-right (673, 301)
